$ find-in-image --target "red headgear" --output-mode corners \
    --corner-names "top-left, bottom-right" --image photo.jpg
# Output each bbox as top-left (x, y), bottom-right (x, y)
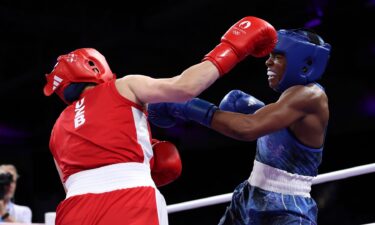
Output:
top-left (43, 48), bottom-right (115, 97)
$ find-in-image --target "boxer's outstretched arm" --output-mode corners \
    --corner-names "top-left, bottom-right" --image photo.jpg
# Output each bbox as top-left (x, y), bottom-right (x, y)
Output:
top-left (117, 61), bottom-right (219, 104)
top-left (116, 16), bottom-right (276, 104)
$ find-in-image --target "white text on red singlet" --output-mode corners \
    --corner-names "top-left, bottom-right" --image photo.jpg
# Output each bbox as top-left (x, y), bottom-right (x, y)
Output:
top-left (74, 98), bottom-right (86, 128)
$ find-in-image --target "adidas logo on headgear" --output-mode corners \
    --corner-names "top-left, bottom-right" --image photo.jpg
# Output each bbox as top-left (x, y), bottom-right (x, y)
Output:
top-left (53, 75), bottom-right (63, 91)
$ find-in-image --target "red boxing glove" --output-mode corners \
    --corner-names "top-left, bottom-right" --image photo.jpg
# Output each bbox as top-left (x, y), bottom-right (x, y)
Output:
top-left (151, 139), bottom-right (182, 187)
top-left (203, 16), bottom-right (277, 76)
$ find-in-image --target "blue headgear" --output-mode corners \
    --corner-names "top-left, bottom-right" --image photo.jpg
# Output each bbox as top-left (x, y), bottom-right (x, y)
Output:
top-left (274, 29), bottom-right (331, 92)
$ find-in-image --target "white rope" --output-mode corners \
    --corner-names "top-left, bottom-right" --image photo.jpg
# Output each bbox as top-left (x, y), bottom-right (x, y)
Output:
top-left (167, 193), bottom-right (233, 214)
top-left (312, 163), bottom-right (375, 184)
top-left (167, 163), bottom-right (375, 213)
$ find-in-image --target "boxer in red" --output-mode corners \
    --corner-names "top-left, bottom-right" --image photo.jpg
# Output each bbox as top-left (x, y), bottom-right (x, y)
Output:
top-left (43, 16), bottom-right (277, 225)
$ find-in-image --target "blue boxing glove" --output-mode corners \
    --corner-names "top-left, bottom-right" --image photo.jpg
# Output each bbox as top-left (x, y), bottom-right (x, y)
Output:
top-left (219, 90), bottom-right (265, 114)
top-left (147, 103), bottom-right (177, 128)
top-left (148, 98), bottom-right (218, 128)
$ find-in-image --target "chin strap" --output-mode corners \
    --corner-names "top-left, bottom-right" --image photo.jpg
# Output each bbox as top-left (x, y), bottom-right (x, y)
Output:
top-left (63, 83), bottom-right (90, 103)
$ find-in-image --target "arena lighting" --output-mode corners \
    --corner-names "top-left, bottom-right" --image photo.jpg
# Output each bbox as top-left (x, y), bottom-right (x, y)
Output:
top-left (361, 95), bottom-right (375, 116)
top-left (304, 18), bottom-right (321, 28)
top-left (0, 124), bottom-right (30, 139)
top-left (304, 0), bottom-right (326, 28)
top-left (366, 0), bottom-right (375, 7)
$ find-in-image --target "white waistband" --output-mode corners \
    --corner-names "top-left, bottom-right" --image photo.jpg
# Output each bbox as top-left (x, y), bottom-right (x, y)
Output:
top-left (248, 160), bottom-right (314, 198)
top-left (65, 163), bottom-right (155, 199)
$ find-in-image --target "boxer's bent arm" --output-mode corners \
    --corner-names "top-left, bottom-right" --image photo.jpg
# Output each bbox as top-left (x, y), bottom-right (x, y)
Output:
top-left (211, 87), bottom-right (312, 141)
top-left (116, 61), bottom-right (219, 104)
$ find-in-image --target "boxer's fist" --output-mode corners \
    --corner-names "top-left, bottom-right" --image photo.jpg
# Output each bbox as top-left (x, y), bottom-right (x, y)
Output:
top-left (148, 98), bottom-right (218, 128)
top-left (219, 90), bottom-right (265, 114)
top-left (203, 16), bottom-right (277, 75)
top-left (151, 139), bottom-right (182, 187)
top-left (147, 103), bottom-right (177, 128)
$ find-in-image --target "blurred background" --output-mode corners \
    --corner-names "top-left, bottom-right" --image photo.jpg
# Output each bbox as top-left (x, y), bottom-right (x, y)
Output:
top-left (1, 0), bottom-right (375, 224)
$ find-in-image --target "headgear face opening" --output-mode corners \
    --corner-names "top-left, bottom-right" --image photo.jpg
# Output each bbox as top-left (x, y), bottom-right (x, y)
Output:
top-left (43, 48), bottom-right (115, 97)
top-left (274, 29), bottom-right (331, 92)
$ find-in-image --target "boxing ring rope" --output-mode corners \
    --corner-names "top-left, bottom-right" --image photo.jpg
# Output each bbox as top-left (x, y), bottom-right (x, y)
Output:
top-left (166, 163), bottom-right (375, 214)
top-left (42, 163), bottom-right (375, 225)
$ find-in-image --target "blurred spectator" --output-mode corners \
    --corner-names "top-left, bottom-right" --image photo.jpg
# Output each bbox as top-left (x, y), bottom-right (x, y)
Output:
top-left (0, 164), bottom-right (32, 223)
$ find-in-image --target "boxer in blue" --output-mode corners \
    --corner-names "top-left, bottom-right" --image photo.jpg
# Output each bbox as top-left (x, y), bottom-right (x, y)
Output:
top-left (148, 28), bottom-right (331, 225)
